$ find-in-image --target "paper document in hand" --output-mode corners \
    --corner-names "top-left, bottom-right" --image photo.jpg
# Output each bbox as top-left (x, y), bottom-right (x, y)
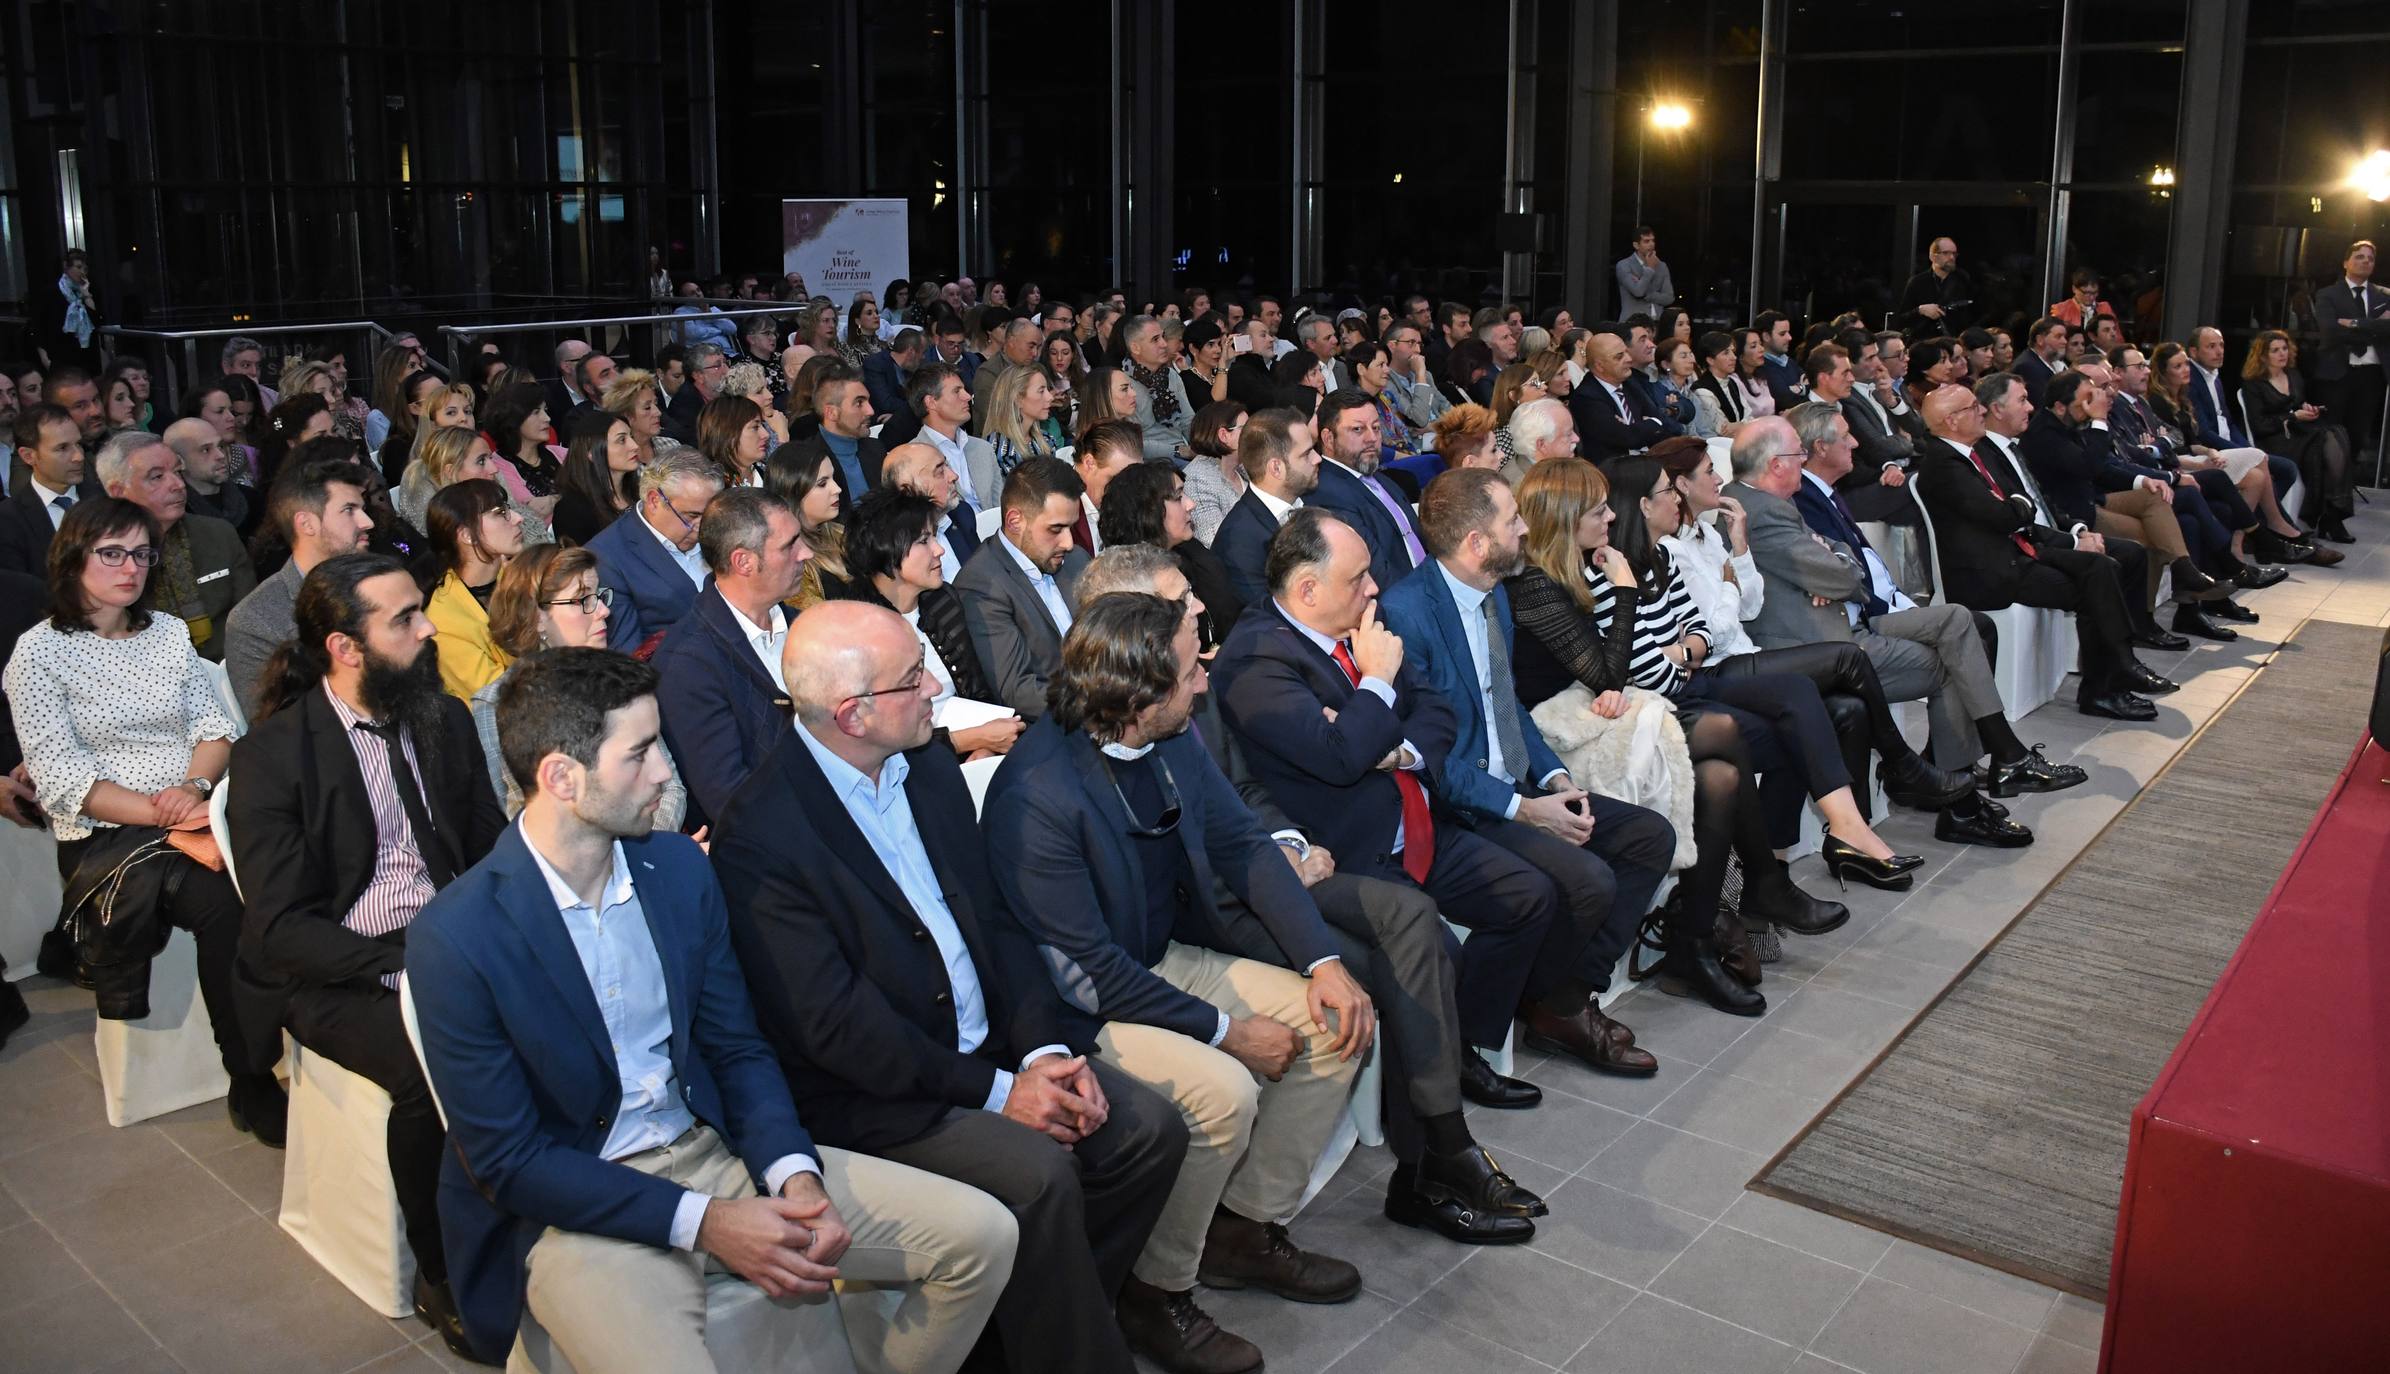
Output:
top-left (934, 697), bottom-right (1018, 731)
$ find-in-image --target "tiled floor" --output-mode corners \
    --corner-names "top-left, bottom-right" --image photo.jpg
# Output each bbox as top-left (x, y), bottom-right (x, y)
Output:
top-left (3, 511), bottom-right (2384, 1374)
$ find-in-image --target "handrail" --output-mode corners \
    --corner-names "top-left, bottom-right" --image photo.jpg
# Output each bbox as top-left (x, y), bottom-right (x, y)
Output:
top-left (436, 304), bottom-right (792, 373)
top-left (100, 321), bottom-right (401, 416)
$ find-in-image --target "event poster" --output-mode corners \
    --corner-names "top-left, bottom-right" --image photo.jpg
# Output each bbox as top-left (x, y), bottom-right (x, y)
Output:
top-left (781, 198), bottom-right (911, 311)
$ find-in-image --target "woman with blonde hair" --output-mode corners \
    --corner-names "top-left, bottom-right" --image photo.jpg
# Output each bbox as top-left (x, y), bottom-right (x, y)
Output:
top-left (600, 367), bottom-right (677, 465)
top-left (402, 388), bottom-right (549, 541)
top-left (1431, 402), bottom-right (1503, 472)
top-left (397, 423), bottom-right (503, 530)
top-left (471, 543), bottom-right (690, 827)
top-left (980, 362), bottom-right (1062, 500)
top-left (278, 356), bottom-right (348, 436)
top-left (1487, 362), bottom-right (1550, 463)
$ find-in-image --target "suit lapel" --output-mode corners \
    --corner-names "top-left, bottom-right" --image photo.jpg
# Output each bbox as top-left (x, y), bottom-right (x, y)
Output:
top-left (696, 589), bottom-right (784, 702)
top-left (1063, 729), bottom-right (1147, 902)
top-left (490, 835), bottom-right (617, 1069)
top-left (303, 690), bottom-right (385, 883)
top-left (776, 731), bottom-right (919, 927)
top-left (627, 847), bottom-right (693, 1067)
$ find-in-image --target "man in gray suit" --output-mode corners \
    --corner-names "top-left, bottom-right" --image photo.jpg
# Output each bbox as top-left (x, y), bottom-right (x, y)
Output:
top-left (1729, 412), bottom-right (2081, 827)
top-left (954, 455), bottom-right (1091, 719)
top-left (1614, 227), bottom-right (1675, 319)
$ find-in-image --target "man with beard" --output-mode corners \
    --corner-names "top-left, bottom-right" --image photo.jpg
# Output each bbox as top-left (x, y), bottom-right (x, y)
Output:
top-left (96, 429), bottom-right (254, 662)
top-left (1212, 408), bottom-right (1320, 609)
top-left (954, 457), bottom-right (1091, 720)
top-left (880, 441), bottom-right (981, 581)
top-left (1305, 391), bottom-right (1429, 596)
top-left (164, 415), bottom-right (255, 538)
top-left (224, 449), bottom-right (377, 716)
top-left (228, 552), bottom-right (509, 1359)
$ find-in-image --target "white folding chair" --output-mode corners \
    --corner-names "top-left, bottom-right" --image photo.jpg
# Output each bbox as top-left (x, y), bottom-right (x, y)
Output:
top-left (1904, 468), bottom-right (2073, 716)
top-left (0, 820), bottom-right (61, 979)
top-left (974, 506), bottom-right (1003, 541)
top-left (280, 1040), bottom-right (415, 1317)
top-left (93, 929), bottom-right (230, 1127)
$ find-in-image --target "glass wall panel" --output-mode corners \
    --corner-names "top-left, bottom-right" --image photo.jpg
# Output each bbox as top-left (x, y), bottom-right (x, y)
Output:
top-left (2070, 49), bottom-right (2182, 186)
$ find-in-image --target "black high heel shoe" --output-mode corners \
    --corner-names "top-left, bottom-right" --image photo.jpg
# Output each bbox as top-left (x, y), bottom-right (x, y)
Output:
top-left (1820, 834), bottom-right (1923, 892)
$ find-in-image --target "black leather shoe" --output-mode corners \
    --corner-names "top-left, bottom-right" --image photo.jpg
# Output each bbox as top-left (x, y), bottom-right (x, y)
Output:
top-left (2232, 560), bottom-right (2290, 589)
top-left (2209, 598), bottom-right (2259, 624)
top-left (1458, 1050), bottom-right (1542, 1109)
top-left (1406, 1145), bottom-right (1549, 1219)
top-left (2320, 515), bottom-right (2356, 544)
top-left (1384, 1171), bottom-right (1538, 1245)
top-left (1880, 754), bottom-right (1978, 810)
top-left (414, 1275), bottom-right (494, 1365)
top-left (2080, 689), bottom-right (2159, 721)
top-left (2168, 556), bottom-right (2231, 602)
top-left (1741, 862), bottom-right (1850, 936)
top-left (1937, 800), bottom-right (2034, 847)
top-left (227, 1072), bottom-right (288, 1149)
top-left (2170, 604), bottom-right (2238, 642)
top-left (1118, 1279), bottom-right (1263, 1374)
top-left (2250, 529), bottom-right (2310, 564)
top-left (1986, 745), bottom-right (2087, 797)
top-left (2123, 664), bottom-right (2180, 695)
top-left (1657, 936), bottom-right (1767, 1016)
top-left (2130, 625), bottom-right (2191, 651)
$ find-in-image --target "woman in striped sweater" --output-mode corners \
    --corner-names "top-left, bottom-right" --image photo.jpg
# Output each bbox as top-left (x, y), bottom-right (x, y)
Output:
top-left (1507, 458), bottom-right (1962, 898)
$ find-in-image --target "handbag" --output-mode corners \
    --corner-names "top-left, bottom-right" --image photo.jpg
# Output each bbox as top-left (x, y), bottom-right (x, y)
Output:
top-left (58, 824), bottom-right (188, 1020)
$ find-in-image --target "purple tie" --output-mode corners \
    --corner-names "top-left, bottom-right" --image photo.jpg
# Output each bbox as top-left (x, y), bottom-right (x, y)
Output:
top-left (1363, 475), bottom-right (1428, 567)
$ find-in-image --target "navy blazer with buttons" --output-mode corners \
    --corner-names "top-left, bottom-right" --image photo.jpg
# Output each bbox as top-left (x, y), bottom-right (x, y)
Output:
top-left (1210, 601), bottom-right (1458, 884)
top-left (1376, 559), bottom-right (1568, 827)
top-left (1306, 460), bottom-right (1424, 602)
top-left (652, 583), bottom-right (790, 832)
top-left (406, 826), bottom-right (814, 1363)
top-left (983, 716), bottom-right (1342, 1045)
top-left (586, 506), bottom-right (706, 654)
top-left (1568, 375), bottom-right (1669, 467)
top-left (2186, 364), bottom-right (2253, 450)
top-left (1211, 487), bottom-right (1284, 611)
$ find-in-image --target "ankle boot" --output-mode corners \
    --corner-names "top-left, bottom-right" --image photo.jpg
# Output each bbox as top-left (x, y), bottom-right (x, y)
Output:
top-left (1741, 860), bottom-right (1851, 936)
top-left (1659, 926), bottom-right (1765, 1016)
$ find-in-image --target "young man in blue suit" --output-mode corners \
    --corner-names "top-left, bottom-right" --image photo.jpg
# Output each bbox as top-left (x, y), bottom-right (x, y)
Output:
top-left (1210, 407), bottom-right (1317, 611)
top-left (1213, 509), bottom-right (1660, 1078)
top-left (983, 594), bottom-right (1375, 1374)
top-left (406, 648), bottom-right (1016, 1373)
top-left (583, 448), bottom-right (723, 655)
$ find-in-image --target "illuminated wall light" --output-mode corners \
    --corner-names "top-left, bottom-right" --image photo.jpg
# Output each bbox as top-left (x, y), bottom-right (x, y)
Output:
top-left (1649, 101), bottom-right (1693, 131)
top-left (2353, 150), bottom-right (2390, 202)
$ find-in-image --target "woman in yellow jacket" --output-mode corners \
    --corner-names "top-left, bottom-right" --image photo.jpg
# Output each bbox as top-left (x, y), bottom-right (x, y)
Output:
top-left (421, 477), bottom-right (528, 701)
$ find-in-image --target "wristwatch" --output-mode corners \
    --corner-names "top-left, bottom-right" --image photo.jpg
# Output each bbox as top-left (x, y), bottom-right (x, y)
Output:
top-left (183, 777), bottom-right (215, 798)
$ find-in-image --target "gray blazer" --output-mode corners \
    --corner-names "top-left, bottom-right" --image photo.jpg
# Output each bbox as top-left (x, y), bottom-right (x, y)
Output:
top-left (953, 535), bottom-right (1092, 719)
top-left (1132, 371), bottom-right (1194, 460)
top-left (1726, 479), bottom-right (1868, 650)
top-left (1616, 254), bottom-right (1676, 317)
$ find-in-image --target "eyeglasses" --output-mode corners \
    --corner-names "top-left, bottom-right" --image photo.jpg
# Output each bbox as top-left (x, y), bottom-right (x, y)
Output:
top-left (845, 663), bottom-right (928, 708)
top-left (92, 545), bottom-right (161, 568)
top-left (1103, 754), bottom-right (1182, 838)
top-left (659, 499), bottom-right (706, 533)
top-left (545, 586), bottom-right (615, 614)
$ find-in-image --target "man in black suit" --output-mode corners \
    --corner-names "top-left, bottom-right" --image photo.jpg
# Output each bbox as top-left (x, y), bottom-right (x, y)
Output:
top-left (229, 552), bottom-right (507, 1357)
top-left (662, 340), bottom-right (726, 446)
top-left (1306, 390), bottom-right (1429, 597)
top-left (2012, 317), bottom-right (2069, 405)
top-left (2312, 239), bottom-right (2390, 471)
top-left (1913, 384), bottom-right (2171, 720)
top-left (712, 600), bottom-right (1185, 1374)
top-left (1569, 325), bottom-right (1669, 467)
top-left (1212, 408), bottom-right (1318, 610)
top-left (1212, 510), bottom-right (1660, 1080)
top-left (0, 403), bottom-right (99, 576)
top-left (1816, 339), bottom-right (1922, 527)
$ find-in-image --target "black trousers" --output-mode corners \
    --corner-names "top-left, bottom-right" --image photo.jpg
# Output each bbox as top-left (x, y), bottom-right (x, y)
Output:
top-left (2005, 547), bottom-right (2137, 690)
top-left (1471, 801), bottom-right (1674, 1003)
top-left (872, 1058), bottom-right (1185, 1374)
top-left (2102, 535), bottom-right (2155, 626)
top-left (283, 982), bottom-right (448, 1285)
top-left (2315, 363), bottom-right (2386, 467)
top-left (1213, 869), bottom-right (1463, 1164)
top-left (1681, 659), bottom-right (1855, 799)
top-left (53, 835), bottom-right (275, 1076)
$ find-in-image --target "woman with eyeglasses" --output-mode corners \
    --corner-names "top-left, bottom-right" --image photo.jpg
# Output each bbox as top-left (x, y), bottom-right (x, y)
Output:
top-left (419, 479), bottom-right (526, 701)
top-left (832, 488), bottom-right (1025, 760)
top-left (1488, 361), bottom-right (1550, 467)
top-left (1181, 400), bottom-right (1250, 545)
top-left (4, 496), bottom-right (285, 1137)
top-left (469, 543), bottom-right (689, 827)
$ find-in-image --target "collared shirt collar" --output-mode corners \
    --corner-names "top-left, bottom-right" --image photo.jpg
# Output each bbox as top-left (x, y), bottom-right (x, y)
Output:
top-left (1800, 469), bottom-right (1837, 500)
top-left (998, 531), bottom-right (1048, 581)
top-left (1253, 485), bottom-right (1303, 523)
top-left (28, 476), bottom-right (67, 507)
top-left (1273, 600), bottom-right (1342, 658)
top-left (1098, 739), bottom-right (1154, 761)
top-left (723, 594), bottom-right (786, 645)
top-left (520, 826), bottom-right (637, 914)
top-left (1435, 559), bottom-right (1491, 619)
top-left (794, 717), bottom-right (908, 805)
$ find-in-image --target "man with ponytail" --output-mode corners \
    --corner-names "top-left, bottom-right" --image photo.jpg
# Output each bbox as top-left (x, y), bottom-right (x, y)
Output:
top-left (227, 551), bottom-right (508, 1359)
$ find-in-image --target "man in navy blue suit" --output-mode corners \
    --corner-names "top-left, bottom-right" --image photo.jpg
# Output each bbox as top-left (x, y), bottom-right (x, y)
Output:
top-left (1568, 326), bottom-right (1670, 467)
top-left (1210, 407), bottom-right (1317, 611)
top-left (584, 449), bottom-right (723, 656)
top-left (652, 487), bottom-right (809, 830)
top-left (1307, 390), bottom-right (1428, 597)
top-left (983, 593), bottom-right (1375, 1374)
top-left (406, 648), bottom-right (1015, 1372)
top-left (1374, 476), bottom-right (1693, 1030)
top-left (1214, 509), bottom-right (1661, 1078)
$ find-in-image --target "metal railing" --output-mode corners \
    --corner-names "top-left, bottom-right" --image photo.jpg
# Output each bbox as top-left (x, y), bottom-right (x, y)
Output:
top-left (435, 303), bottom-right (794, 376)
top-left (101, 321), bottom-right (402, 414)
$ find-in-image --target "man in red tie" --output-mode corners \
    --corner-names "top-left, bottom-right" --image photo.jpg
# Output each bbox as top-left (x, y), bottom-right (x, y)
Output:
top-left (1211, 508), bottom-right (1656, 1078)
top-left (1911, 383), bottom-right (2168, 721)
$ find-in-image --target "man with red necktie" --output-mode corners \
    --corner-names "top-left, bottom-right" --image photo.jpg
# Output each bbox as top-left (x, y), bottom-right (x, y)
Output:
top-left (1212, 508), bottom-right (1657, 1079)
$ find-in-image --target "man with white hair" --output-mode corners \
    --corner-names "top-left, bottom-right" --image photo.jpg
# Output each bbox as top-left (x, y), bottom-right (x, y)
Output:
top-left (586, 448), bottom-right (727, 654)
top-left (97, 429), bottom-right (255, 661)
top-left (881, 441), bottom-right (982, 581)
top-left (223, 335), bottom-right (278, 407)
top-left (164, 415), bottom-right (253, 537)
top-left (1500, 396), bottom-right (1578, 491)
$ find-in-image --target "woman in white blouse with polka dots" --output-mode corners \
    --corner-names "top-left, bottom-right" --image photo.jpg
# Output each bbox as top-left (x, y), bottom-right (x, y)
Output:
top-left (3, 496), bottom-right (286, 1141)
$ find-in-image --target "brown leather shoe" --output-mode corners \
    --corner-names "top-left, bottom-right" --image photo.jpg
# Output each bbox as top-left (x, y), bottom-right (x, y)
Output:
top-left (1117, 1277), bottom-right (1263, 1374)
top-left (1522, 1003), bottom-right (1659, 1077)
top-left (1197, 1208), bottom-right (1362, 1303)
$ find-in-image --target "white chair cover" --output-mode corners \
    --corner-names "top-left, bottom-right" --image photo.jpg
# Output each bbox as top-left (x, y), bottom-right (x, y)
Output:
top-left (280, 1042), bottom-right (415, 1317)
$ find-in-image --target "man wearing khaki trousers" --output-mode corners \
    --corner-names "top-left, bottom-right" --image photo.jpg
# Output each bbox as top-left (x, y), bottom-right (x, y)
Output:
top-left (985, 593), bottom-right (1375, 1374)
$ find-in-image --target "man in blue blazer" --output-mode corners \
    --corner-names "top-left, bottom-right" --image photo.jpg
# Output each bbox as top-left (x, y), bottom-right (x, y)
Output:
top-left (1378, 470), bottom-right (1682, 1015)
top-left (1307, 391), bottom-right (1429, 599)
top-left (406, 648), bottom-right (1015, 1371)
top-left (983, 593), bottom-right (1374, 1373)
top-left (584, 449), bottom-right (723, 655)
top-left (1210, 408), bottom-right (1319, 610)
top-left (652, 488), bottom-right (808, 831)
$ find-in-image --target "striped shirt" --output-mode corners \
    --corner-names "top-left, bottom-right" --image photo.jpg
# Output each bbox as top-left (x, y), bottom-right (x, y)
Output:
top-left (1588, 561), bottom-right (1711, 696)
top-left (323, 684), bottom-right (439, 979)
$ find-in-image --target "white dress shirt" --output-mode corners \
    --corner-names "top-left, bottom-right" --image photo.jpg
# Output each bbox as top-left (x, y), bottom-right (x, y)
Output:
top-left (724, 598), bottom-right (789, 692)
top-left (2346, 278), bottom-right (2381, 368)
top-left (919, 425), bottom-right (982, 513)
top-left (1796, 471), bottom-right (1915, 623)
top-left (1252, 486), bottom-right (1303, 525)
top-left (1079, 492), bottom-right (1105, 556)
top-left (999, 533), bottom-right (1074, 632)
top-left (28, 476), bottom-right (74, 529)
top-left (643, 509), bottom-right (710, 589)
top-left (521, 828), bottom-right (815, 1251)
